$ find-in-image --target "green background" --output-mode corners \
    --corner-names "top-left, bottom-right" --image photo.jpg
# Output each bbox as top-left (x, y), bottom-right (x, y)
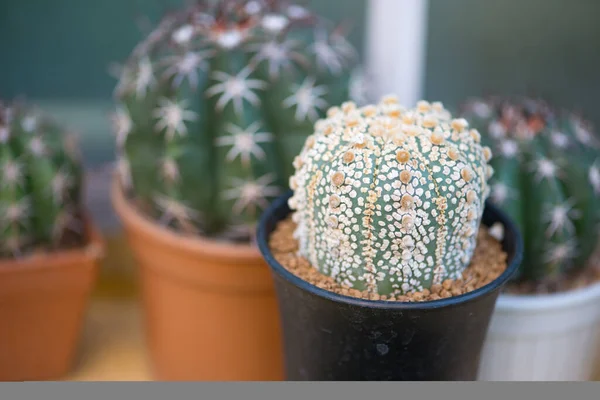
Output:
top-left (2, 0), bottom-right (599, 154)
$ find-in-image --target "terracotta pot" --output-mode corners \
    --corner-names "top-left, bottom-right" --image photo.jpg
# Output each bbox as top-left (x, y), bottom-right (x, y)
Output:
top-left (0, 214), bottom-right (104, 381)
top-left (111, 178), bottom-right (284, 381)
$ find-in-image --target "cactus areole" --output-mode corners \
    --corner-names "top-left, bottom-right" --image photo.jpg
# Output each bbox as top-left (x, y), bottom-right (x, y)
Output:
top-left (111, 0), bottom-right (363, 242)
top-left (0, 100), bottom-right (84, 259)
top-left (461, 97), bottom-right (600, 285)
top-left (287, 96), bottom-right (495, 296)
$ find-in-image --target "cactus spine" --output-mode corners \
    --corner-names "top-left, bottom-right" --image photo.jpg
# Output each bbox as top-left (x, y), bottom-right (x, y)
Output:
top-left (111, 0), bottom-right (362, 241)
top-left (288, 96), bottom-right (494, 296)
top-left (460, 96), bottom-right (600, 284)
top-left (0, 99), bottom-right (83, 258)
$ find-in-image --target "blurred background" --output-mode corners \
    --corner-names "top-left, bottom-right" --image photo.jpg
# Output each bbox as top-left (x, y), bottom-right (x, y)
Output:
top-left (1, 0), bottom-right (599, 380)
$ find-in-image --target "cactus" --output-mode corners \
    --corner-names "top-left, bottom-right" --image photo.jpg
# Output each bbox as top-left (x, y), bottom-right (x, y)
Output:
top-left (287, 96), bottom-right (494, 296)
top-left (110, 0), bottom-right (363, 241)
top-left (0, 99), bottom-right (84, 259)
top-left (460, 96), bottom-right (600, 284)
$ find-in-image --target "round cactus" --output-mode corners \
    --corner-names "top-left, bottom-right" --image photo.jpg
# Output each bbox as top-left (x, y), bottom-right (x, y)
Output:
top-left (287, 96), bottom-right (494, 296)
top-left (110, 0), bottom-right (363, 241)
top-left (460, 96), bottom-right (600, 284)
top-left (0, 99), bottom-right (84, 258)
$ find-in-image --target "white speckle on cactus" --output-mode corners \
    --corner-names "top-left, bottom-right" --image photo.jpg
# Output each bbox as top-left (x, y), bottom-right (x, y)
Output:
top-left (163, 50), bottom-right (211, 88)
top-left (161, 158), bottom-right (180, 182)
top-left (283, 76), bottom-right (329, 122)
top-left (249, 39), bottom-right (305, 79)
top-left (152, 98), bottom-right (198, 140)
top-left (117, 155), bottom-right (133, 189)
top-left (0, 197), bottom-right (30, 224)
top-left (51, 209), bottom-right (82, 243)
top-left (467, 130), bottom-right (480, 144)
top-left (171, 24), bottom-right (194, 44)
top-left (51, 169), bottom-right (74, 204)
top-left (544, 199), bottom-right (580, 237)
top-left (532, 158), bottom-right (558, 182)
top-left (451, 118), bottom-right (469, 132)
top-left (287, 5), bottom-right (309, 19)
top-left (21, 115), bottom-right (37, 132)
top-left (288, 95), bottom-right (492, 295)
top-left (1, 160), bottom-right (23, 188)
top-left (543, 239), bottom-right (577, 265)
top-left (222, 173), bottom-right (281, 216)
top-left (573, 120), bottom-right (598, 147)
top-left (29, 136), bottom-right (46, 156)
top-left (214, 29), bottom-right (245, 49)
top-left (482, 146), bottom-right (493, 162)
top-left (261, 13), bottom-right (289, 33)
top-left (154, 194), bottom-right (201, 230)
top-left (551, 131), bottom-right (569, 148)
top-left (309, 30), bottom-right (345, 75)
top-left (134, 57), bottom-right (155, 98)
top-left (488, 121), bottom-right (506, 139)
top-left (590, 161), bottom-right (600, 195)
top-left (244, 1), bottom-right (262, 15)
top-left (499, 139), bottom-right (519, 158)
top-left (490, 182), bottom-right (517, 205)
top-left (471, 100), bottom-right (492, 118)
top-left (0, 126), bottom-right (9, 143)
top-left (206, 67), bottom-right (267, 115)
top-left (110, 106), bottom-right (132, 148)
top-left (461, 167), bottom-right (473, 182)
top-left (215, 121), bottom-right (274, 166)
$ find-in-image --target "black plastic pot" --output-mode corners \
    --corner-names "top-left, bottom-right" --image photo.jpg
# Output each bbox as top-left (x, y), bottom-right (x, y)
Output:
top-left (257, 190), bottom-right (523, 381)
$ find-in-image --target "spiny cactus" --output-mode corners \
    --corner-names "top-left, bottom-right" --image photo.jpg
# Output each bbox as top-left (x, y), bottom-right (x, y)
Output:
top-left (110, 0), bottom-right (363, 241)
top-left (460, 96), bottom-right (600, 284)
top-left (0, 99), bottom-right (84, 259)
top-left (287, 96), bottom-right (494, 296)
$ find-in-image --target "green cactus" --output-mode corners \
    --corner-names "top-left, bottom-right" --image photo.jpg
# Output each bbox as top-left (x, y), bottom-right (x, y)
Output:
top-left (0, 99), bottom-right (84, 259)
top-left (287, 96), bottom-right (494, 296)
top-left (460, 96), bottom-right (600, 284)
top-left (111, 0), bottom-right (363, 241)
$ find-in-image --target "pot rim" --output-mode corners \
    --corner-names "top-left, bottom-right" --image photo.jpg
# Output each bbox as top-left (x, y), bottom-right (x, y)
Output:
top-left (257, 190), bottom-right (523, 310)
top-left (110, 173), bottom-right (261, 261)
top-left (496, 278), bottom-right (600, 312)
top-left (0, 211), bottom-right (105, 272)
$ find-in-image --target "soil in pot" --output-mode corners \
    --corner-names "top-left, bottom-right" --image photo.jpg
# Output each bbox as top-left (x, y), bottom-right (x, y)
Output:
top-left (502, 257), bottom-right (600, 295)
top-left (270, 217), bottom-right (508, 302)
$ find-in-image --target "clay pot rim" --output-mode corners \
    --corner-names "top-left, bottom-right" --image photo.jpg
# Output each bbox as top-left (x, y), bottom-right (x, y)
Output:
top-left (0, 211), bottom-right (105, 272)
top-left (258, 190), bottom-right (524, 310)
top-left (110, 173), bottom-right (261, 261)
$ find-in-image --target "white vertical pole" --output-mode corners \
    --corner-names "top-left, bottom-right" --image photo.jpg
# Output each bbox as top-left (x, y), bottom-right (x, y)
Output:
top-left (365, 0), bottom-right (430, 106)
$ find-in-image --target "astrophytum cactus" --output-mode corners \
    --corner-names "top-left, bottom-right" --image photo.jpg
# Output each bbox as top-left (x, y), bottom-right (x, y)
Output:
top-left (287, 96), bottom-right (495, 296)
top-left (0, 99), bottom-right (83, 258)
top-left (110, 0), bottom-right (363, 241)
top-left (460, 96), bottom-right (600, 283)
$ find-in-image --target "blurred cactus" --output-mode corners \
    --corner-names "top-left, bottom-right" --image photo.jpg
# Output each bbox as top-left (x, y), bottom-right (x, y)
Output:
top-left (0, 99), bottom-right (84, 258)
top-left (111, 0), bottom-right (363, 241)
top-left (287, 96), bottom-right (494, 295)
top-left (460, 96), bottom-right (600, 283)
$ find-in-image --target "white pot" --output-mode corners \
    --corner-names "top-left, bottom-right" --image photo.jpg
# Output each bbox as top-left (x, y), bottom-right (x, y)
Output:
top-left (477, 280), bottom-right (600, 381)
